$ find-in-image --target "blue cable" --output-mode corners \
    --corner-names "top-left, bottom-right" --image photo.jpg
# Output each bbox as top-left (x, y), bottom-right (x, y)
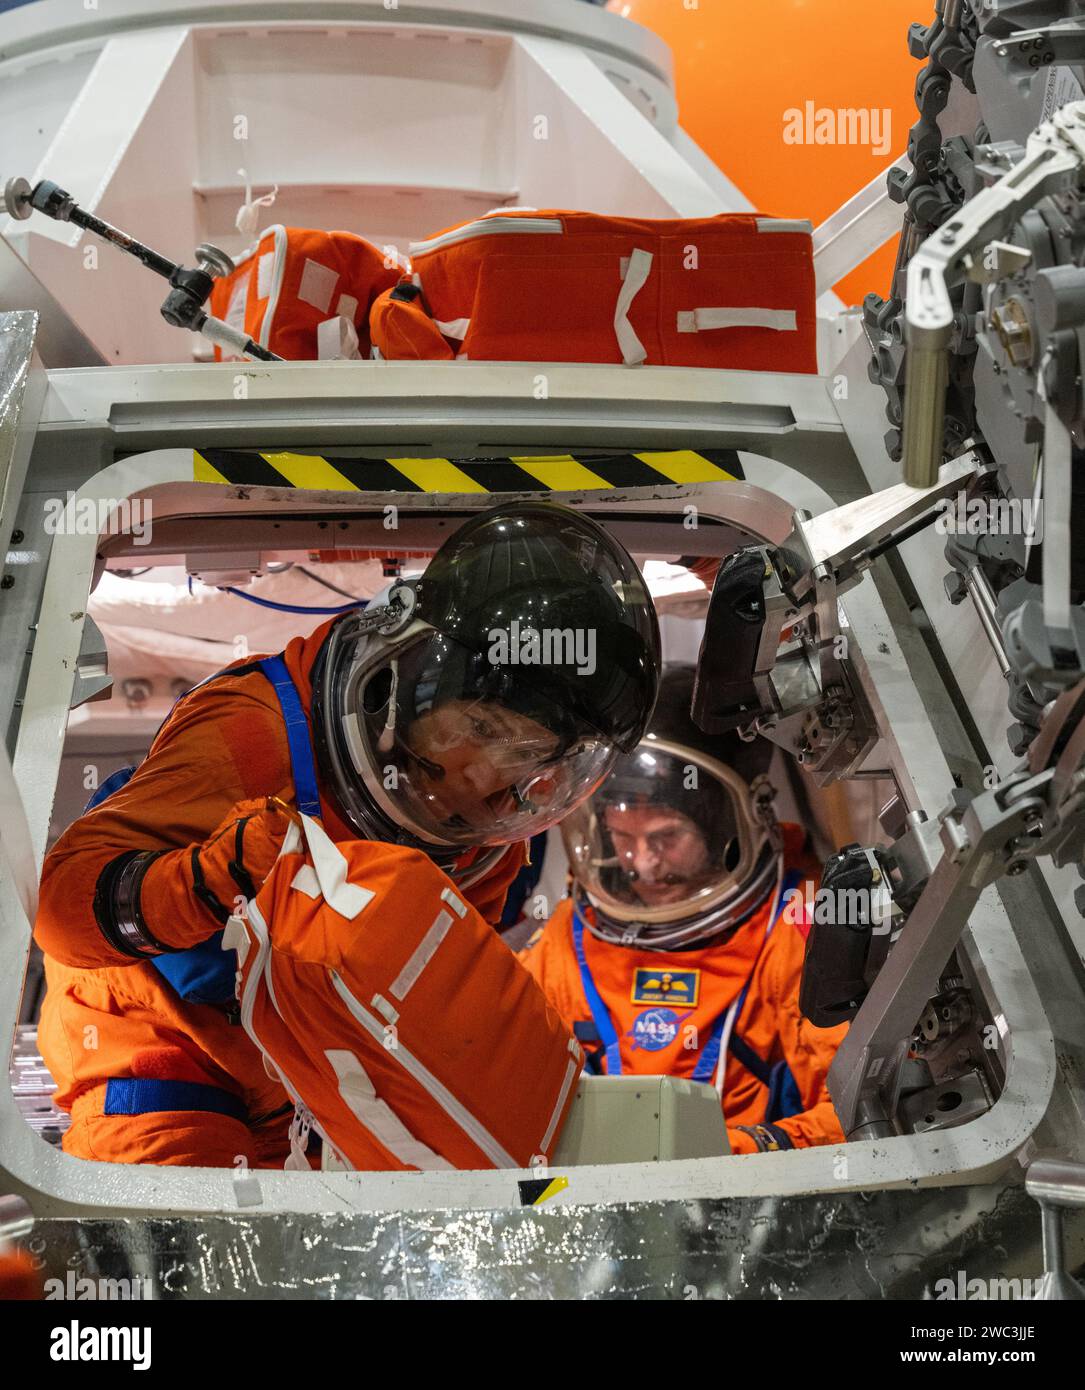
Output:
top-left (216, 586), bottom-right (366, 615)
top-left (185, 572), bottom-right (367, 614)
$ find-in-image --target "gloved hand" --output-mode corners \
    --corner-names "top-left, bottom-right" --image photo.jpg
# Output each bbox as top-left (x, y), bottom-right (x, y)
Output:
top-left (187, 797), bottom-right (297, 924)
top-left (727, 1123), bottom-right (791, 1155)
top-left (727, 1126), bottom-right (759, 1156)
top-left (93, 798), bottom-right (299, 960)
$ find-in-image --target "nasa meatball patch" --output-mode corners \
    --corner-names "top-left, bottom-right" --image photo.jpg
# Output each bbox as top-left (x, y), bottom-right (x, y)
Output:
top-left (628, 1008), bottom-right (692, 1052)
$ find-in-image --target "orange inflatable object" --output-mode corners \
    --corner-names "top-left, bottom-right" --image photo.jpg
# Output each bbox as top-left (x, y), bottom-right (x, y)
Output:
top-left (208, 225), bottom-right (401, 361)
top-left (231, 815), bottom-right (582, 1171)
top-left (520, 827), bottom-right (847, 1155)
top-left (610, 0), bottom-right (923, 305)
top-left (372, 209), bottom-right (817, 371)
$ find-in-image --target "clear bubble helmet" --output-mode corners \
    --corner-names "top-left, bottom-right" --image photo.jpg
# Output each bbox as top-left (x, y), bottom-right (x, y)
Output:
top-left (313, 503), bottom-right (661, 852)
top-left (561, 666), bottom-right (782, 949)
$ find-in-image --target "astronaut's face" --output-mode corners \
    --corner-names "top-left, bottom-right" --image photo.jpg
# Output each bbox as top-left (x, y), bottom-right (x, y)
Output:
top-left (407, 699), bottom-right (562, 831)
top-left (604, 803), bottom-right (712, 906)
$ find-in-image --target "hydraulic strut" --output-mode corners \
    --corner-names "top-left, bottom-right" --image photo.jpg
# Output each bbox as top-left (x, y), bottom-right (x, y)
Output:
top-left (2, 175), bottom-right (283, 363)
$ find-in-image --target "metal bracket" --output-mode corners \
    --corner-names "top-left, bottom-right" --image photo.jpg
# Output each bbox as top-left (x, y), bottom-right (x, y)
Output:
top-left (903, 101), bottom-right (1085, 486)
top-left (829, 767), bottom-right (1050, 1137)
top-left (70, 613), bottom-right (113, 710)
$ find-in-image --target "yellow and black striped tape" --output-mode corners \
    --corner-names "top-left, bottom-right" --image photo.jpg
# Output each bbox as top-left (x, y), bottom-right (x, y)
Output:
top-left (517, 1175), bottom-right (570, 1206)
top-left (194, 449), bottom-right (743, 493)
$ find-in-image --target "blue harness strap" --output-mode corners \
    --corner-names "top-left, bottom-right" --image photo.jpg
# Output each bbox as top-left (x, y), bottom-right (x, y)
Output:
top-left (104, 1077), bottom-right (247, 1123)
top-left (689, 981), bottom-right (751, 1085)
top-left (256, 654), bottom-right (321, 817)
top-left (571, 907), bottom-right (625, 1078)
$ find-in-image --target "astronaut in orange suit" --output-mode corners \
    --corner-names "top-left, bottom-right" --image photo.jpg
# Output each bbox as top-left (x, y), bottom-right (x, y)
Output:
top-left (35, 503), bottom-right (659, 1167)
top-left (521, 666), bottom-right (848, 1156)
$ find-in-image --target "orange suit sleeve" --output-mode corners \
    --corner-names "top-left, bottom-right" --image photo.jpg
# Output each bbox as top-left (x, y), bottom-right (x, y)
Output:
top-left (35, 677), bottom-right (293, 969)
top-left (765, 923), bottom-right (849, 1149)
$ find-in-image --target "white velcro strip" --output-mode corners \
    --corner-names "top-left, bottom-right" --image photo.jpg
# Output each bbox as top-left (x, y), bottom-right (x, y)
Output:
top-left (390, 908), bottom-right (453, 1000)
top-left (297, 258), bottom-right (338, 313)
top-left (435, 316), bottom-right (471, 341)
top-left (756, 217), bottom-right (814, 235)
top-left (222, 914), bottom-right (250, 969)
top-left (325, 1050), bottom-right (453, 1170)
top-left (278, 821), bottom-right (303, 859)
top-left (300, 813), bottom-right (375, 919)
top-left (256, 252), bottom-right (274, 299)
top-left (316, 315), bottom-right (360, 360)
top-left (371, 993), bottom-right (399, 1025)
top-left (291, 863), bottom-right (321, 898)
top-left (440, 888), bottom-right (467, 918)
top-left (677, 307), bottom-right (797, 334)
top-left (336, 293), bottom-right (359, 321)
top-left (539, 1056), bottom-right (580, 1156)
top-left (614, 248), bottom-right (653, 366)
top-left (225, 276), bottom-right (250, 333)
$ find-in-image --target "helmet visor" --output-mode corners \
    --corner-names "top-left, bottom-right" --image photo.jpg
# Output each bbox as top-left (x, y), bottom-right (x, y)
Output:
top-left (415, 503), bottom-right (660, 753)
top-left (559, 737), bottom-right (769, 926)
top-left (348, 628), bottom-right (618, 847)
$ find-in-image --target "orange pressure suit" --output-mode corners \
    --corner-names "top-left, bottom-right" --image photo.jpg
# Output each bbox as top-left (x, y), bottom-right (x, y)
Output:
top-left (520, 828), bottom-right (847, 1155)
top-left (35, 617), bottom-right (522, 1168)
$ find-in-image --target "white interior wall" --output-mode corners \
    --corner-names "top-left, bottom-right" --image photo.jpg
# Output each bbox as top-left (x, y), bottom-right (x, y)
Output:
top-left (3, 28), bottom-right (200, 364)
top-left (0, 42), bottom-right (101, 181)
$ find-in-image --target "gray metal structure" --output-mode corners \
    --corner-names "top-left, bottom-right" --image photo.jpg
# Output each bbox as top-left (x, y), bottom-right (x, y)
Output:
top-left (3, 0), bottom-right (1085, 1298)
